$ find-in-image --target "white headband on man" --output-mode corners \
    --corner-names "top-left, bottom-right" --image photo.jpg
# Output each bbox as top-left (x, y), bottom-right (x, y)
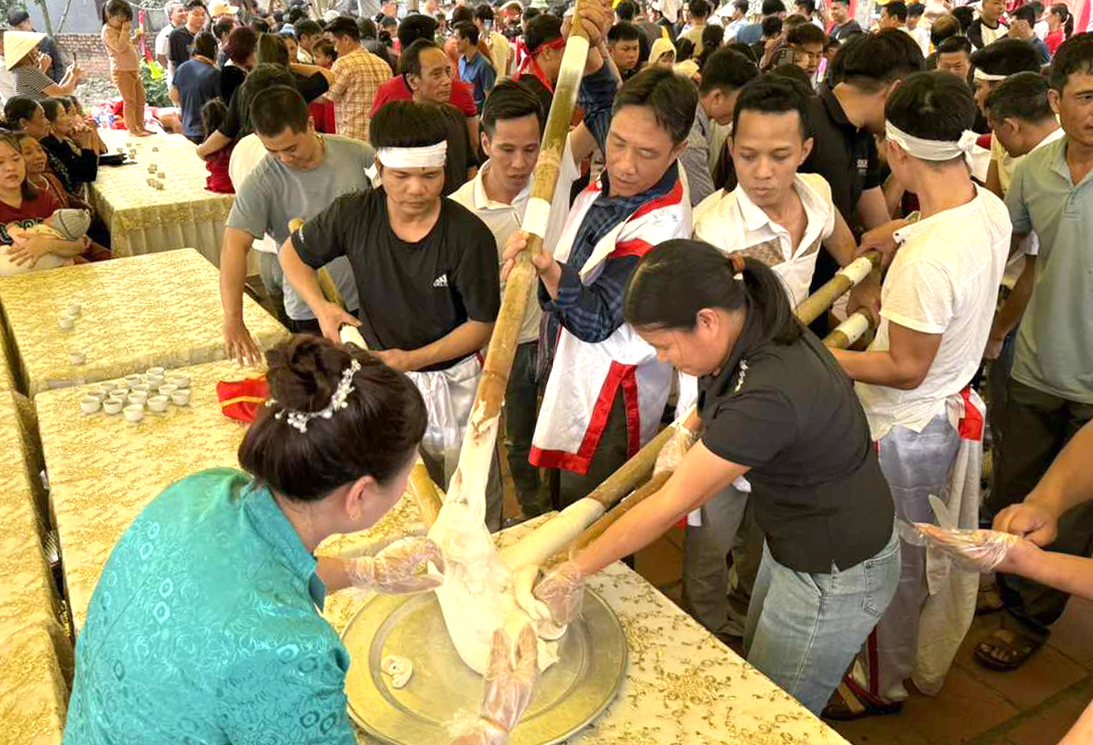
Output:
top-left (885, 120), bottom-right (979, 169)
top-left (375, 142), bottom-right (448, 169)
top-left (973, 68), bottom-right (1008, 82)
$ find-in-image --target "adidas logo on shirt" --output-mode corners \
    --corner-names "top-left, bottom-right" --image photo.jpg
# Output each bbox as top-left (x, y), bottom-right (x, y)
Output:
top-left (433, 274), bottom-right (448, 288)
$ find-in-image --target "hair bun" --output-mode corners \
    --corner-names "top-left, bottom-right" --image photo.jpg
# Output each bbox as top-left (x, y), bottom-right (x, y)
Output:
top-left (266, 335), bottom-right (349, 414)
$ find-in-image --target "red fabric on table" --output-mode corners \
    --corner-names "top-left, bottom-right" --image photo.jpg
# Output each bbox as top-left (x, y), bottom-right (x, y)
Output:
top-left (216, 376), bottom-right (269, 422)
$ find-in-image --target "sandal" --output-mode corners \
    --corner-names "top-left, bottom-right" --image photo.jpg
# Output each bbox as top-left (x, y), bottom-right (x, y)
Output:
top-left (974, 628), bottom-right (1044, 671)
top-left (976, 586), bottom-right (1004, 615)
top-left (822, 680), bottom-right (904, 721)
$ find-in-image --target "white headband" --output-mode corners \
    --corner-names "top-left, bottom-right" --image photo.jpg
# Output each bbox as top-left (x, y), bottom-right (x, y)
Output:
top-left (973, 68), bottom-right (1008, 82)
top-left (885, 120), bottom-right (979, 168)
top-left (376, 142), bottom-right (448, 169)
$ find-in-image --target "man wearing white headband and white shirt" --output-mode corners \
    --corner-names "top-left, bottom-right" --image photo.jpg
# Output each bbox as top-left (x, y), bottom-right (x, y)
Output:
top-left (826, 71), bottom-right (1011, 719)
top-left (280, 100), bottom-right (504, 530)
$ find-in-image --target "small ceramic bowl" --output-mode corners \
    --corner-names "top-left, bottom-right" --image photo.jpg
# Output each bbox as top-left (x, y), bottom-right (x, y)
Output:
top-left (102, 398), bottom-right (124, 415)
top-left (147, 395), bottom-right (169, 413)
top-left (86, 387), bottom-right (107, 401)
top-left (69, 351), bottom-right (86, 365)
top-left (170, 390), bottom-right (191, 407)
top-left (108, 390), bottom-right (128, 403)
top-left (124, 374), bottom-right (142, 388)
top-left (66, 303), bottom-right (81, 316)
top-left (156, 171), bottom-right (165, 179)
top-left (58, 317), bottom-right (74, 331)
top-left (123, 404), bottom-right (144, 423)
top-left (158, 383), bottom-right (178, 397)
top-left (146, 375), bottom-right (165, 388)
top-left (147, 367), bottom-right (165, 377)
top-left (131, 383), bottom-right (151, 393)
top-left (79, 396), bottom-right (101, 414)
top-left (147, 164), bottom-right (156, 174)
top-left (100, 381), bottom-right (117, 393)
top-left (127, 392), bottom-right (148, 406)
top-left (168, 375), bottom-right (190, 389)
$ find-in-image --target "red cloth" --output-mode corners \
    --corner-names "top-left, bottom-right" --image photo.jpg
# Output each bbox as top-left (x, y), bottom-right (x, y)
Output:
top-left (205, 143), bottom-right (235, 194)
top-left (216, 376), bottom-right (269, 422)
top-left (0, 189), bottom-right (62, 244)
top-left (309, 98), bottom-right (337, 134)
top-left (370, 73), bottom-right (478, 118)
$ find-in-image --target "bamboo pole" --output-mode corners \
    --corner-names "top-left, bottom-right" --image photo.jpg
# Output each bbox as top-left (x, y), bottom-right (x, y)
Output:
top-left (823, 310), bottom-right (874, 350)
top-left (407, 459), bottom-right (445, 529)
top-left (795, 250), bottom-right (881, 325)
top-left (288, 218), bottom-right (345, 309)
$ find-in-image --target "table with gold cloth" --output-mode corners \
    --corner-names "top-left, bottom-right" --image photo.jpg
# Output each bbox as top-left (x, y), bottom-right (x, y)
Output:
top-left (0, 249), bottom-right (287, 397)
top-left (89, 130), bottom-right (235, 263)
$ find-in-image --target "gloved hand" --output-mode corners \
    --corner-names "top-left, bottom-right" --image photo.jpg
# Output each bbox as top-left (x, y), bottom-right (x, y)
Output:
top-left (532, 560), bottom-right (585, 626)
top-left (653, 423), bottom-right (697, 477)
top-left (914, 524), bottom-right (1020, 572)
top-left (448, 625), bottom-right (539, 745)
top-left (345, 537), bottom-right (446, 594)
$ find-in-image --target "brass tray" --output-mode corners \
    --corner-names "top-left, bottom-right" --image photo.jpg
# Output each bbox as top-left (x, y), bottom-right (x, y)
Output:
top-left (342, 589), bottom-right (628, 745)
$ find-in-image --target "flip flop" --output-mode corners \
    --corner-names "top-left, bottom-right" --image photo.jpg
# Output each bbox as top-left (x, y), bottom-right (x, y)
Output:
top-left (822, 680), bottom-right (904, 721)
top-left (974, 628), bottom-right (1044, 671)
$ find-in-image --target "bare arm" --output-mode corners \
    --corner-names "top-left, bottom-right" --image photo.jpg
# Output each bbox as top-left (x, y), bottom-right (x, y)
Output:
top-left (855, 186), bottom-right (890, 231)
top-left (196, 129), bottom-right (231, 159)
top-left (985, 251), bottom-right (1035, 358)
top-left (290, 61), bottom-right (335, 84)
top-left (169, 85), bottom-right (181, 106)
top-left (822, 208), bottom-right (859, 267)
top-left (219, 227), bottom-right (263, 365)
top-left (985, 159), bottom-right (1004, 199)
top-left (882, 173), bottom-right (906, 219)
top-left (278, 237), bottom-right (358, 341)
top-left (830, 320), bottom-right (943, 389)
top-left (376, 320), bottom-right (494, 372)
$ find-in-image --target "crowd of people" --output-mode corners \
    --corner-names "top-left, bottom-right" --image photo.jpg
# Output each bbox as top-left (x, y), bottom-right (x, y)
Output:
top-left (1, 0), bottom-right (1090, 742)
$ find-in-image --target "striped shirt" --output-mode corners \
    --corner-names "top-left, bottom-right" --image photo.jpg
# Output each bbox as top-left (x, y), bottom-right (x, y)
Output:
top-left (13, 65), bottom-right (54, 99)
top-left (327, 46), bottom-right (391, 143)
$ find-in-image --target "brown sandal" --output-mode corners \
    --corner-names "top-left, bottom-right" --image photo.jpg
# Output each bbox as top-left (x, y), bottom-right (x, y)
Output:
top-left (974, 628), bottom-right (1044, 671)
top-left (822, 681), bottom-right (904, 721)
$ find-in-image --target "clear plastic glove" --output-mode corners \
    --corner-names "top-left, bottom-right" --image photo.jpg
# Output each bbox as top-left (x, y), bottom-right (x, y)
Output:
top-left (345, 537), bottom-right (446, 594)
top-left (654, 423), bottom-right (696, 477)
top-left (532, 560), bottom-right (584, 626)
top-left (909, 523), bottom-right (1020, 572)
top-left (448, 625), bottom-right (539, 745)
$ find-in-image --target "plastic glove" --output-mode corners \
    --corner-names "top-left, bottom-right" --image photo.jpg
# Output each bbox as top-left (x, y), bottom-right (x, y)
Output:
top-left (345, 537), bottom-right (446, 594)
top-left (448, 625), bottom-right (539, 745)
top-left (653, 423), bottom-right (696, 477)
top-left (532, 560), bottom-right (585, 626)
top-left (912, 523), bottom-right (1020, 572)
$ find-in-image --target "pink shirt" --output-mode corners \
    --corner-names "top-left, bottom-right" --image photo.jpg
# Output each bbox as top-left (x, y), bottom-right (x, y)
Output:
top-left (102, 23), bottom-right (140, 72)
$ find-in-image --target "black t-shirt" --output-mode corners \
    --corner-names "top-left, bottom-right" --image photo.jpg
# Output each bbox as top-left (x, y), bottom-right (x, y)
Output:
top-left (697, 311), bottom-right (894, 574)
top-left (168, 26), bottom-right (195, 68)
top-left (219, 71), bottom-right (330, 140)
top-left (219, 64), bottom-right (247, 105)
top-left (290, 189), bottom-right (500, 371)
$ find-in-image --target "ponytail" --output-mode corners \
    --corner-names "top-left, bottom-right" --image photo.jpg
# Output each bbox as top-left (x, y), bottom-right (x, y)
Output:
top-left (623, 239), bottom-right (802, 346)
top-left (1051, 4), bottom-right (1073, 37)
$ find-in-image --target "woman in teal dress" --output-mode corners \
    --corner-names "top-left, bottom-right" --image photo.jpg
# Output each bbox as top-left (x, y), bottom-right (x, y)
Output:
top-left (64, 336), bottom-right (538, 745)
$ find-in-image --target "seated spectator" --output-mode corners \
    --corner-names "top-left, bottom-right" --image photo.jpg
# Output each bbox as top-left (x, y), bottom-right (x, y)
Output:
top-left (5, 30), bottom-right (84, 99)
top-left (37, 97), bottom-right (99, 191)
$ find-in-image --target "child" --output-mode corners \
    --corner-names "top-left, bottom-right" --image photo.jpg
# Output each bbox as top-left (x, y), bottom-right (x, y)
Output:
top-left (309, 39), bottom-right (337, 134)
top-left (201, 99), bottom-right (234, 194)
top-left (101, 0), bottom-right (152, 136)
top-left (0, 208), bottom-right (91, 275)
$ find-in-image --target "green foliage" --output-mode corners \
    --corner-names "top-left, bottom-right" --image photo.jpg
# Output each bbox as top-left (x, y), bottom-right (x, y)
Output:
top-left (141, 59), bottom-right (171, 107)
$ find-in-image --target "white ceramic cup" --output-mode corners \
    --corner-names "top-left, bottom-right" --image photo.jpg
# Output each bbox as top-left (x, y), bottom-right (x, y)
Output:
top-left (123, 404), bottom-right (145, 423)
top-left (103, 399), bottom-right (124, 415)
top-left (146, 376), bottom-right (165, 388)
top-left (158, 384), bottom-right (178, 396)
top-left (124, 374), bottom-right (142, 387)
top-left (168, 375), bottom-right (190, 389)
top-left (58, 317), bottom-right (74, 330)
top-left (108, 390), bottom-right (128, 403)
top-left (86, 387), bottom-right (107, 401)
top-left (127, 392), bottom-right (148, 406)
top-left (170, 390), bottom-right (191, 406)
top-left (132, 383), bottom-right (151, 393)
top-left (100, 381), bottom-right (117, 393)
top-left (147, 395), bottom-right (169, 413)
top-left (80, 396), bottom-right (101, 414)
top-left (146, 367), bottom-right (165, 377)
top-left (66, 303), bottom-right (81, 316)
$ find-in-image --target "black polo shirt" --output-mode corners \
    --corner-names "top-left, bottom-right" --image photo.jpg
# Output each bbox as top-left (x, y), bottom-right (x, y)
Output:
top-left (697, 309), bottom-right (894, 574)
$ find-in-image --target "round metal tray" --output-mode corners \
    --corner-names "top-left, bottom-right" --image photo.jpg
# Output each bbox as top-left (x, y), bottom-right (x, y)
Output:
top-left (341, 589), bottom-right (628, 745)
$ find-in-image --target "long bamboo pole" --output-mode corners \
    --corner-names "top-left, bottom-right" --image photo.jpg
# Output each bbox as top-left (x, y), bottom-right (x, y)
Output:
top-left (795, 250), bottom-right (881, 325)
top-left (823, 310), bottom-right (874, 350)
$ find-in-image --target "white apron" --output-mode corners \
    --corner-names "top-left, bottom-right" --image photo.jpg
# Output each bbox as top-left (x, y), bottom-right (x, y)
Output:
top-left (406, 354), bottom-right (483, 481)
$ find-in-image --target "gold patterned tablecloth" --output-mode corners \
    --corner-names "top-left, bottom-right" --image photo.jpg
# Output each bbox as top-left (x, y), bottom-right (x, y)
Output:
top-left (0, 623), bottom-right (70, 745)
top-left (320, 517), bottom-right (850, 745)
top-left (0, 249), bottom-right (287, 397)
top-left (89, 130), bottom-right (235, 263)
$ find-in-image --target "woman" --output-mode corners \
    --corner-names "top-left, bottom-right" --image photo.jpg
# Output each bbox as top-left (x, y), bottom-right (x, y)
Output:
top-left (219, 25), bottom-right (259, 105)
top-left (649, 36), bottom-right (676, 67)
top-left (63, 336), bottom-right (536, 745)
top-left (38, 97), bottom-right (100, 191)
top-left (0, 133), bottom-right (89, 271)
top-left (58, 97), bottom-right (108, 155)
top-left (4, 30), bottom-right (84, 100)
top-left (170, 31), bottom-right (222, 145)
top-left (527, 242), bottom-right (901, 715)
top-left (1045, 3), bottom-right (1073, 55)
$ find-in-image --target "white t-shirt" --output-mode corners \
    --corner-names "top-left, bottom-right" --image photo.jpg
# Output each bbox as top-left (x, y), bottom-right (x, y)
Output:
top-left (448, 137), bottom-right (580, 344)
top-left (856, 185), bottom-right (1011, 439)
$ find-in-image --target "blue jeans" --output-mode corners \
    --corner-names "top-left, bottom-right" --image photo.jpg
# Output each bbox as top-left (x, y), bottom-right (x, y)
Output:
top-left (743, 529), bottom-right (901, 714)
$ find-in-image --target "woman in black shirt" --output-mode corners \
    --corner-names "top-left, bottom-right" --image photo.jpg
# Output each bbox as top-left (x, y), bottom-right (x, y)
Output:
top-left (38, 97), bottom-right (99, 192)
top-left (529, 240), bottom-right (900, 715)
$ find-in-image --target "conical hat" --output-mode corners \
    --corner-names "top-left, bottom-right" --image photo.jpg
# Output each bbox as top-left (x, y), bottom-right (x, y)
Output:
top-left (4, 30), bottom-right (46, 71)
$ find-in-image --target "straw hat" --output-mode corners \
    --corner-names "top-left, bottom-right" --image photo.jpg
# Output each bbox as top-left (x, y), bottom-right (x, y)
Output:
top-left (4, 30), bottom-right (46, 71)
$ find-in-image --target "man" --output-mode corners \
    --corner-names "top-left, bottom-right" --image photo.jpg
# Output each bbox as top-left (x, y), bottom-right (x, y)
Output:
top-left (736, 0), bottom-right (785, 45)
top-left (906, 2), bottom-right (931, 56)
top-left (680, 0), bottom-right (712, 56)
top-left (456, 21), bottom-right (497, 113)
top-left (970, 39), bottom-right (1041, 118)
top-left (968, 0), bottom-right (1008, 48)
top-left (752, 15), bottom-right (783, 65)
top-left (401, 39), bottom-right (478, 193)
top-left (374, 0), bottom-right (398, 24)
top-left (220, 85), bottom-right (365, 363)
top-left (828, 0), bottom-right (861, 41)
top-left (169, 31), bottom-right (220, 143)
top-left (681, 48), bottom-right (758, 205)
top-left (785, 20), bottom-right (825, 79)
top-left (829, 71), bottom-right (1010, 719)
top-left (617, 0), bottom-right (657, 63)
top-left (722, 0), bottom-right (751, 41)
top-left (324, 15), bottom-right (391, 142)
top-left (475, 3), bottom-right (512, 77)
top-left (980, 33), bottom-right (1093, 675)
top-left (927, 13), bottom-right (961, 60)
top-left (503, 64), bottom-right (697, 508)
top-left (878, 1), bottom-right (909, 32)
top-left (7, 8), bottom-right (63, 82)
top-left (280, 100), bottom-right (504, 530)
top-left (169, 0), bottom-right (209, 77)
top-left (935, 34), bottom-right (973, 81)
top-left (608, 21), bottom-right (643, 80)
top-left (294, 18), bottom-right (323, 63)
top-left (1008, 4), bottom-right (1051, 65)
top-left (794, 0), bottom-right (824, 29)
top-left (688, 77), bottom-right (860, 641)
top-left (449, 78), bottom-right (597, 517)
top-left (513, 13), bottom-right (568, 115)
top-left (156, 1), bottom-right (187, 83)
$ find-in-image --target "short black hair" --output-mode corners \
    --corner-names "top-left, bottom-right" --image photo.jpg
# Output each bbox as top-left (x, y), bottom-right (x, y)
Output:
top-left (951, 5), bottom-right (974, 32)
top-left (1050, 32), bottom-right (1093, 93)
top-left (285, 6), bottom-right (306, 24)
top-left (358, 17), bottom-right (378, 39)
top-left (250, 18), bottom-right (271, 33)
top-left (688, 0), bottom-right (711, 19)
top-left (103, 0), bottom-right (134, 22)
top-left (475, 3), bottom-right (494, 21)
top-left (769, 62), bottom-right (818, 92)
top-left (907, 2), bottom-right (925, 18)
top-left (313, 38), bottom-right (336, 61)
top-left (612, 66), bottom-right (699, 145)
top-left (191, 30), bottom-right (218, 59)
top-left (450, 5), bottom-right (474, 24)
top-left (728, 41), bottom-right (758, 62)
top-left (482, 79), bottom-right (544, 135)
top-left (6, 8), bottom-right (30, 26)
top-left (930, 14), bottom-right (960, 46)
top-left (795, 0), bottom-right (816, 13)
top-left (883, 1), bottom-right (908, 22)
top-left (251, 85), bottom-right (310, 136)
top-left (397, 12), bottom-right (438, 48)
top-left (325, 15), bottom-right (361, 41)
top-left (886, 71), bottom-right (975, 163)
top-left (970, 38), bottom-right (1042, 76)
top-left (370, 100), bottom-right (449, 151)
top-left (455, 20), bottom-right (479, 45)
top-left (616, 0), bottom-right (639, 21)
top-left (608, 21), bottom-right (642, 43)
top-left (986, 71), bottom-right (1054, 123)
top-left (1012, 4), bottom-right (1037, 24)
top-left (295, 19), bottom-right (322, 37)
top-left (398, 38), bottom-right (440, 77)
top-left (201, 97), bottom-right (228, 137)
top-left (833, 28), bottom-right (925, 92)
top-left (699, 48), bottom-right (759, 94)
top-left (786, 21), bottom-right (826, 47)
top-left (734, 0), bottom-right (750, 13)
top-left (525, 14), bottom-right (563, 53)
top-left (936, 35), bottom-right (972, 56)
top-left (761, 0), bottom-right (786, 16)
top-left (212, 17), bottom-right (235, 41)
top-left (732, 75), bottom-right (811, 138)
top-left (184, 0), bottom-right (206, 10)
top-left (761, 16), bottom-right (783, 37)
